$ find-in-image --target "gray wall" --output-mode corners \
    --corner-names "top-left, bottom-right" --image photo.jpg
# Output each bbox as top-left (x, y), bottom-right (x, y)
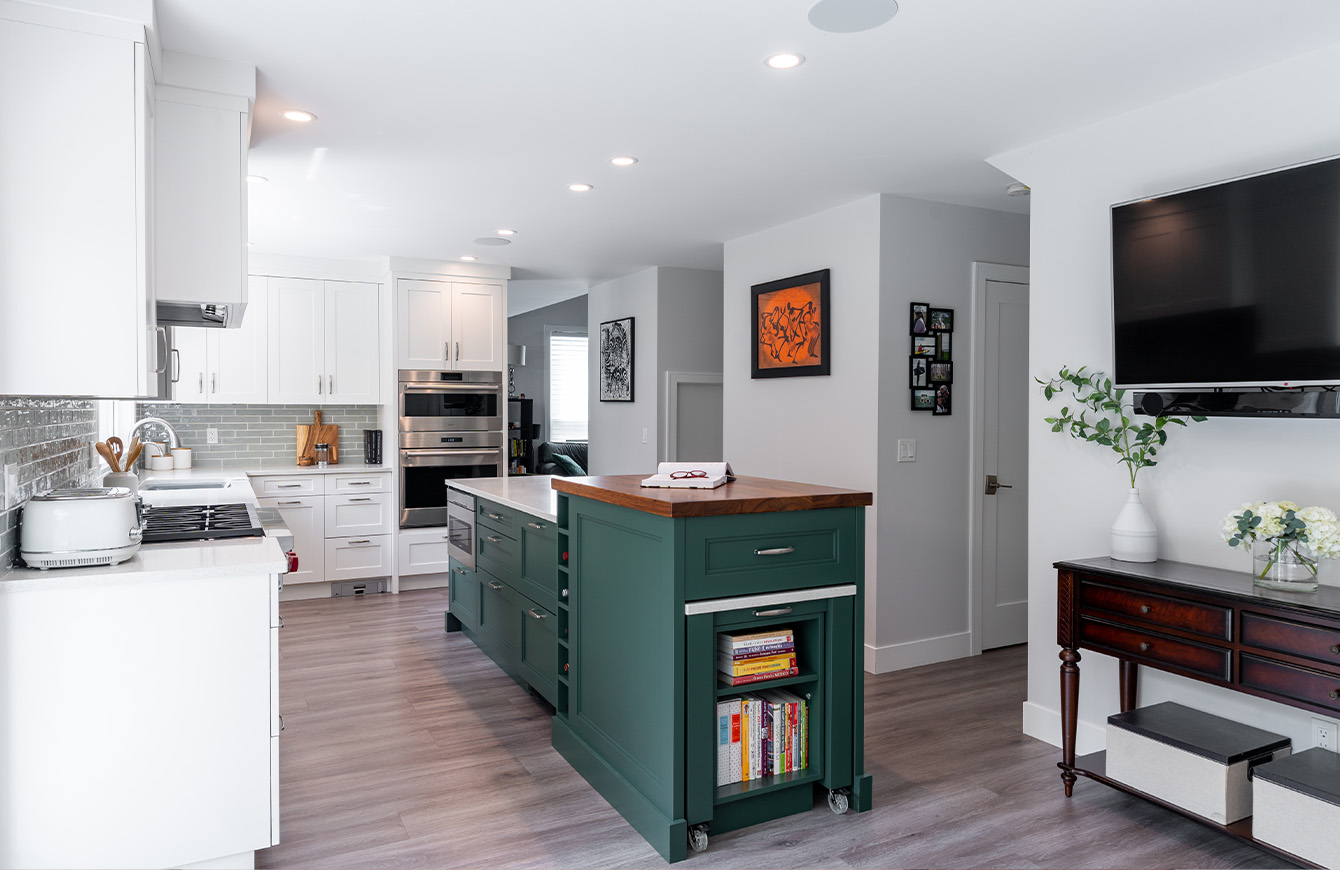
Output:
top-left (134, 404), bottom-right (380, 467)
top-left (506, 294), bottom-right (588, 445)
top-left (1, 398), bottom-right (99, 566)
top-left (656, 268), bottom-right (725, 462)
top-left (588, 269), bottom-right (660, 474)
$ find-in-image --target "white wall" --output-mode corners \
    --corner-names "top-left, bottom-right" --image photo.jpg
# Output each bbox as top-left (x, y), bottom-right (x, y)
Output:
top-left (657, 267), bottom-right (725, 461)
top-left (588, 268), bottom-right (659, 474)
top-left (873, 195), bottom-right (1029, 669)
top-left (991, 42), bottom-right (1340, 754)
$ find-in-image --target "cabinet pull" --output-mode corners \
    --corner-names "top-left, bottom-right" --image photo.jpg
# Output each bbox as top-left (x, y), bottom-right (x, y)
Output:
top-left (527, 522), bottom-right (546, 530)
top-left (1138, 642), bottom-right (1151, 652)
top-left (1332, 645), bottom-right (1339, 655)
top-left (278, 500), bottom-right (303, 506)
top-left (278, 714), bottom-right (285, 732)
top-left (444, 341), bottom-right (450, 361)
top-left (279, 616), bottom-right (284, 628)
top-left (170, 348), bottom-right (180, 384)
top-left (349, 539), bottom-right (372, 545)
top-left (753, 606), bottom-right (793, 617)
top-left (279, 484), bottom-right (302, 489)
top-left (1139, 604), bottom-right (1151, 613)
top-left (198, 372), bottom-right (204, 394)
top-left (153, 326), bottom-right (168, 373)
top-left (329, 375), bottom-right (334, 394)
top-left (754, 546), bottom-right (795, 556)
top-left (348, 481), bottom-right (372, 486)
top-left (528, 609), bottom-right (547, 620)
top-left (485, 512), bottom-right (504, 521)
top-left (211, 373), bottom-right (217, 394)
top-left (349, 497), bottom-right (373, 502)
top-left (485, 535), bottom-right (502, 543)
top-left (487, 580), bottom-right (503, 590)
top-left (561, 588), bottom-right (569, 598)
top-left (318, 375), bottom-right (323, 394)
top-left (1330, 690), bottom-right (1339, 700)
top-left (455, 566), bottom-right (465, 574)
top-left (456, 341), bottom-right (460, 361)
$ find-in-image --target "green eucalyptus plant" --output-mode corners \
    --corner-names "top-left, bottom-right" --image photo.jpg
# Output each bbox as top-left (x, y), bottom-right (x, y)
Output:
top-left (1036, 366), bottom-right (1207, 489)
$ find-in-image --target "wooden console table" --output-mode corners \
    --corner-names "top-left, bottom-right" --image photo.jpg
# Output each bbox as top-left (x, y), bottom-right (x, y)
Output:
top-left (1055, 557), bottom-right (1340, 867)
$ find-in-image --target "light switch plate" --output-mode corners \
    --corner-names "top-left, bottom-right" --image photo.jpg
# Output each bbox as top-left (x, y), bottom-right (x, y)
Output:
top-left (897, 439), bottom-right (916, 462)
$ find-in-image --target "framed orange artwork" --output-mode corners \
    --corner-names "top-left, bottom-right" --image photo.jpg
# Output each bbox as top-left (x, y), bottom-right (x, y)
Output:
top-left (751, 269), bottom-right (830, 379)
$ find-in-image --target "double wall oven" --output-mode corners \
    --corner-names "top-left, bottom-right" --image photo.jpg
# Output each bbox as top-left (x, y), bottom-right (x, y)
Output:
top-left (398, 369), bottom-right (505, 528)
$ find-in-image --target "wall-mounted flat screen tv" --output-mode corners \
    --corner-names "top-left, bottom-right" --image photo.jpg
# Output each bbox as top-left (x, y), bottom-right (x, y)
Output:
top-left (1113, 155), bottom-right (1340, 389)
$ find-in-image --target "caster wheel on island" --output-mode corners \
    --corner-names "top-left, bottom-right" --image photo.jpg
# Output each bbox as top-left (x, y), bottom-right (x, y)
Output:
top-left (688, 825), bottom-right (709, 852)
top-left (828, 788), bottom-right (850, 815)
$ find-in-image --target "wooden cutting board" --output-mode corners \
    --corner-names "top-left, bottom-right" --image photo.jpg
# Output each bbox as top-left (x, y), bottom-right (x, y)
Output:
top-left (296, 410), bottom-right (339, 466)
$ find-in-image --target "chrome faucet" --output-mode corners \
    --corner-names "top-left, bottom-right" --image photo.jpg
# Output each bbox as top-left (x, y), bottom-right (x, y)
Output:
top-left (128, 417), bottom-right (182, 451)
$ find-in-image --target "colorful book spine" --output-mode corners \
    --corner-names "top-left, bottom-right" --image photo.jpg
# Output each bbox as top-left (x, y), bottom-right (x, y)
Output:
top-left (717, 628), bottom-right (795, 650)
top-left (718, 666), bottom-right (799, 687)
top-left (716, 653), bottom-right (798, 676)
top-left (716, 699), bottom-right (742, 786)
top-left (723, 641), bottom-right (797, 660)
top-left (740, 696), bottom-right (750, 782)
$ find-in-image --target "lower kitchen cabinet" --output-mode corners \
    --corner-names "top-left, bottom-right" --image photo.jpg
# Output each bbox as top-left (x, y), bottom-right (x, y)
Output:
top-left (252, 470), bottom-right (392, 586)
top-left (400, 527), bottom-right (456, 576)
top-left (477, 569), bottom-right (521, 663)
top-left (325, 535), bottom-right (392, 582)
top-left (446, 556), bottom-right (479, 631)
top-left (259, 494), bottom-right (324, 584)
top-left (517, 597), bottom-right (559, 703)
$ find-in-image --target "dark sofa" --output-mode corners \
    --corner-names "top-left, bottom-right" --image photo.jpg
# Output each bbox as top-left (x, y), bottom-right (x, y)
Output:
top-left (535, 441), bottom-right (589, 475)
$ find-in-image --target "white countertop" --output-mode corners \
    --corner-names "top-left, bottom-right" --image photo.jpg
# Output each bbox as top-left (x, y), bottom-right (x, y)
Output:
top-left (449, 476), bottom-right (559, 522)
top-left (135, 463), bottom-right (391, 482)
top-left (0, 535), bottom-right (286, 592)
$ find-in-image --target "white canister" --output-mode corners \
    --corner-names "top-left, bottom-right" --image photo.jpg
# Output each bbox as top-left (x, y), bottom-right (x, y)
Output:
top-left (102, 471), bottom-right (139, 497)
top-left (172, 447), bottom-right (193, 469)
top-left (148, 454), bottom-right (175, 471)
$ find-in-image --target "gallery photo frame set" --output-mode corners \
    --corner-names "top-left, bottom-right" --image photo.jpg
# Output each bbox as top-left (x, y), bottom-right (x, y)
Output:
top-left (909, 301), bottom-right (953, 416)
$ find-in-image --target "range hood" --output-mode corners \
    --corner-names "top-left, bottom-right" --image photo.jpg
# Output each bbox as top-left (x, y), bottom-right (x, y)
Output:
top-left (156, 301), bottom-right (246, 329)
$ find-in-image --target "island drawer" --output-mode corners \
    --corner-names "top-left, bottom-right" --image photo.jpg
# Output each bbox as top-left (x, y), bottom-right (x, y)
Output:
top-left (683, 508), bottom-right (860, 600)
top-left (478, 526), bottom-right (519, 576)
top-left (1078, 617), bottom-right (1231, 681)
top-left (1241, 612), bottom-right (1340, 666)
top-left (478, 500), bottom-right (518, 535)
top-left (517, 524), bottom-right (558, 611)
top-left (1078, 579), bottom-right (1231, 640)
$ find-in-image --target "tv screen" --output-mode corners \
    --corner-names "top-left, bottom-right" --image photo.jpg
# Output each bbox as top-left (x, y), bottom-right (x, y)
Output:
top-left (1112, 155), bottom-right (1340, 389)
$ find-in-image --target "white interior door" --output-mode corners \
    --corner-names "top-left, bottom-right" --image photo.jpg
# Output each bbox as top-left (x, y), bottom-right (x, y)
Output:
top-left (664, 372), bottom-right (723, 462)
top-left (972, 265), bottom-right (1030, 651)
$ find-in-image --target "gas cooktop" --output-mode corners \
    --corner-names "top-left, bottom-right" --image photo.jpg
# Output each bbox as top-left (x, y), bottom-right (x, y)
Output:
top-left (140, 503), bottom-right (264, 544)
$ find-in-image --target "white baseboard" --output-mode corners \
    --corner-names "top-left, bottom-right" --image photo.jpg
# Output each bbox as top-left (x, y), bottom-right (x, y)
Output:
top-left (1022, 700), bottom-right (1107, 756)
top-left (398, 572), bottom-right (449, 591)
top-left (279, 582), bottom-right (331, 601)
top-left (863, 630), bottom-right (973, 674)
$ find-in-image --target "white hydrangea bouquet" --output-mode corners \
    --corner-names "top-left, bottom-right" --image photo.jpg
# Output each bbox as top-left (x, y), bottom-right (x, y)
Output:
top-left (1222, 500), bottom-right (1340, 585)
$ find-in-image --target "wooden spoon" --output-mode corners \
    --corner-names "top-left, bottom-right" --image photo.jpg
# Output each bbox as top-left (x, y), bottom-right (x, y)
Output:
top-left (107, 436), bottom-right (124, 472)
top-left (95, 441), bottom-right (118, 472)
top-left (123, 438), bottom-right (143, 471)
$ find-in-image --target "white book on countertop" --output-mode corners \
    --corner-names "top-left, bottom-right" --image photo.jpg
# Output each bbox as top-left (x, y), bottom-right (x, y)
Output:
top-left (640, 461), bottom-right (734, 489)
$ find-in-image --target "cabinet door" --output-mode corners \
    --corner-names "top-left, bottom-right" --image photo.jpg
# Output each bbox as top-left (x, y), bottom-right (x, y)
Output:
top-left (267, 277), bottom-right (325, 403)
top-left (324, 535), bottom-right (392, 581)
top-left (396, 279), bottom-right (450, 370)
top-left (325, 281), bottom-right (379, 403)
top-left (517, 594), bottom-right (558, 706)
top-left (448, 557), bottom-right (480, 631)
top-left (209, 276), bottom-right (269, 403)
top-left (325, 492), bottom-right (393, 537)
top-left (517, 520), bottom-right (558, 610)
top-left (451, 283), bottom-right (504, 371)
top-left (258, 495), bottom-right (324, 584)
top-left (171, 328), bottom-right (209, 404)
top-left (477, 572), bottom-right (520, 666)
top-left (398, 527), bottom-right (455, 576)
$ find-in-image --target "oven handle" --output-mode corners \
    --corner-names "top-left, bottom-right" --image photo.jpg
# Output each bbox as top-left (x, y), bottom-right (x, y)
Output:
top-left (402, 449), bottom-right (502, 457)
top-left (400, 449), bottom-right (503, 467)
top-left (401, 383), bottom-right (501, 393)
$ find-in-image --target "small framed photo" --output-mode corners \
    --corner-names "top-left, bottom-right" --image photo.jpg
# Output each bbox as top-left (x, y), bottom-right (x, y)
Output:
top-left (929, 307), bottom-right (954, 333)
top-left (911, 388), bottom-right (936, 411)
top-left (909, 356), bottom-right (929, 389)
top-left (928, 360), bottom-right (954, 384)
top-left (912, 336), bottom-right (936, 357)
top-left (910, 302), bottom-right (930, 336)
top-left (936, 332), bottom-right (952, 361)
top-left (933, 384), bottom-right (952, 416)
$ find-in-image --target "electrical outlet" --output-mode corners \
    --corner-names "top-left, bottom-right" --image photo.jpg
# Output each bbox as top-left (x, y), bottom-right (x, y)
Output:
top-left (3, 463), bottom-right (18, 510)
top-left (897, 439), bottom-right (916, 462)
top-left (1314, 716), bottom-right (1338, 752)
top-left (207, 427), bottom-right (219, 445)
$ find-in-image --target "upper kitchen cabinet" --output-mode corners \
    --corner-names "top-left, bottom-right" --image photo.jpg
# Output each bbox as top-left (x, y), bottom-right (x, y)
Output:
top-left (171, 277), bottom-right (269, 404)
top-left (154, 52), bottom-right (253, 325)
top-left (396, 279), bottom-right (504, 372)
top-left (0, 7), bottom-right (159, 398)
top-left (268, 278), bottom-right (380, 404)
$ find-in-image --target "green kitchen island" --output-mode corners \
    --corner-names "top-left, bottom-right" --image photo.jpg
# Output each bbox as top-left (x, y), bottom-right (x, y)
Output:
top-left (550, 474), bottom-right (873, 862)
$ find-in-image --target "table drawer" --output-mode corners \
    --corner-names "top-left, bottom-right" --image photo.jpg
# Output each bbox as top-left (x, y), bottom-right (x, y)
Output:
top-left (1241, 654), bottom-right (1340, 715)
top-left (1241, 612), bottom-right (1340, 666)
top-left (1079, 579), bottom-right (1231, 640)
top-left (1079, 617), bottom-right (1231, 681)
top-left (684, 508), bottom-right (860, 600)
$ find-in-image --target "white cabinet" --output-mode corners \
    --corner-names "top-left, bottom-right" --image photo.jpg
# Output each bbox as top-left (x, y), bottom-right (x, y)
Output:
top-left (171, 276), bottom-right (268, 403)
top-left (396, 279), bottom-right (503, 372)
top-left (253, 471), bottom-right (391, 585)
top-left (269, 277), bottom-right (380, 404)
top-left (325, 536), bottom-right (393, 582)
top-left (259, 493), bottom-right (324, 585)
top-left (397, 526), bottom-right (456, 576)
top-left (326, 492), bottom-right (393, 537)
top-left (154, 86), bottom-right (249, 313)
top-left (0, 12), bottom-right (158, 398)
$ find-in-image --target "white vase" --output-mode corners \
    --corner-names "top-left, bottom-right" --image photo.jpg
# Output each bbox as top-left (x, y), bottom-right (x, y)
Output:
top-left (1111, 487), bottom-right (1158, 563)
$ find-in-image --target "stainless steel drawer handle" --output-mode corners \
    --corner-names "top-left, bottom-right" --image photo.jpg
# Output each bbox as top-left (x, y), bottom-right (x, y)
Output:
top-left (349, 539), bottom-right (372, 545)
top-left (1138, 642), bottom-right (1151, 652)
top-left (1139, 605), bottom-right (1151, 614)
top-left (278, 714), bottom-right (285, 732)
top-left (279, 616), bottom-right (284, 628)
top-left (527, 522), bottom-right (546, 530)
top-left (753, 606), bottom-right (793, 617)
top-left (455, 566), bottom-right (465, 574)
top-left (278, 501), bottom-right (303, 506)
top-left (279, 484), bottom-right (302, 489)
top-left (487, 580), bottom-right (503, 590)
top-left (754, 546), bottom-right (795, 556)
top-left (485, 535), bottom-right (502, 543)
top-left (528, 609), bottom-right (547, 620)
top-left (348, 481), bottom-right (372, 486)
top-left (485, 512), bottom-right (504, 521)
top-left (349, 497), bottom-right (372, 502)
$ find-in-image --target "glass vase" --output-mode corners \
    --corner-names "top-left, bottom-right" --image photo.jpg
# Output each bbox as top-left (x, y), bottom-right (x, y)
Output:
top-left (1252, 539), bottom-right (1320, 592)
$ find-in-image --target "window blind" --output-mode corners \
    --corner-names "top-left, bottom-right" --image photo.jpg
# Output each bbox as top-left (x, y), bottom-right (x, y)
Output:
top-left (549, 330), bottom-right (588, 442)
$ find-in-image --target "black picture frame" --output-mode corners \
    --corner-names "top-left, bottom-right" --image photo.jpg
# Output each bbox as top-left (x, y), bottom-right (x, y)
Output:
top-left (928, 307), bottom-right (954, 333)
top-left (910, 302), bottom-right (930, 336)
top-left (928, 360), bottom-right (954, 384)
top-left (598, 316), bottom-right (635, 402)
top-left (910, 388), bottom-right (936, 411)
top-left (909, 356), bottom-right (929, 389)
top-left (912, 336), bottom-right (936, 357)
top-left (751, 269), bottom-right (831, 379)
top-left (933, 384), bottom-right (952, 416)
top-left (936, 332), bottom-right (952, 361)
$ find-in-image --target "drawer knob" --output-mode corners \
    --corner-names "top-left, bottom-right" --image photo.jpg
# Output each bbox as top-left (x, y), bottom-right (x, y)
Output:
top-left (561, 588), bottom-right (569, 598)
top-left (1331, 645), bottom-right (1339, 655)
top-left (1330, 690), bottom-right (1339, 700)
top-left (1139, 605), bottom-right (1151, 614)
top-left (1138, 642), bottom-right (1151, 652)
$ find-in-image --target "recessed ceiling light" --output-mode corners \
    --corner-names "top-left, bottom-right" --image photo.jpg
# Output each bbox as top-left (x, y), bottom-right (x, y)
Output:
top-left (765, 52), bottom-right (805, 70)
top-left (568, 183), bottom-right (593, 192)
top-left (282, 109), bottom-right (317, 122)
top-left (460, 255), bottom-right (477, 261)
top-left (610, 156), bottom-right (638, 167)
top-left (496, 228), bottom-right (517, 236)
top-left (246, 174), bottom-right (268, 184)
top-left (808, 0), bottom-right (899, 33)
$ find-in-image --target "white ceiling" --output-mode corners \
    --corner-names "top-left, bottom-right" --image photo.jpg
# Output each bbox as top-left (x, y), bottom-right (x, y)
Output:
top-left (157, 0), bottom-right (1340, 310)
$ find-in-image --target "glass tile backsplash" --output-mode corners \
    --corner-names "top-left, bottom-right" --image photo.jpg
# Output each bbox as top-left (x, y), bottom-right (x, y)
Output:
top-left (134, 404), bottom-right (379, 467)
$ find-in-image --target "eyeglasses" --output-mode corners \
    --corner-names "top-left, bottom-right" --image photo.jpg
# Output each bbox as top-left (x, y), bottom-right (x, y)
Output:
top-left (670, 469), bottom-right (708, 479)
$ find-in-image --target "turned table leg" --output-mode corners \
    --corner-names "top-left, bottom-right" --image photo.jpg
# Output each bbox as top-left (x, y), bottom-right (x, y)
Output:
top-left (1059, 647), bottom-right (1081, 797)
top-left (1119, 659), bottom-right (1138, 713)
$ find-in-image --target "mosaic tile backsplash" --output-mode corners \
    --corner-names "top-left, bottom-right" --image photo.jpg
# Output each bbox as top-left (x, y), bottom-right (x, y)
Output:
top-left (133, 404), bottom-right (380, 467)
top-left (1, 398), bottom-right (99, 567)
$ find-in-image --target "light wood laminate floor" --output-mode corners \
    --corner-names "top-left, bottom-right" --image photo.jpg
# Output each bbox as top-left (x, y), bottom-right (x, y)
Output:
top-left (257, 589), bottom-right (1292, 870)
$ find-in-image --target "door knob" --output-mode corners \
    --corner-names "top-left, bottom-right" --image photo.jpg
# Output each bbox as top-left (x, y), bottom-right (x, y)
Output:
top-left (985, 474), bottom-right (1014, 496)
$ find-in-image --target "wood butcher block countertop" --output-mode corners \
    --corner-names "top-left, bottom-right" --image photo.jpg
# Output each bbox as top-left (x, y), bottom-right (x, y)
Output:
top-left (551, 474), bottom-right (872, 518)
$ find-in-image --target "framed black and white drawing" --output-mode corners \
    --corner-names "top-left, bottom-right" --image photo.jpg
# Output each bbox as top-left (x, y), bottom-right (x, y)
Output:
top-left (599, 317), bottom-right (635, 402)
